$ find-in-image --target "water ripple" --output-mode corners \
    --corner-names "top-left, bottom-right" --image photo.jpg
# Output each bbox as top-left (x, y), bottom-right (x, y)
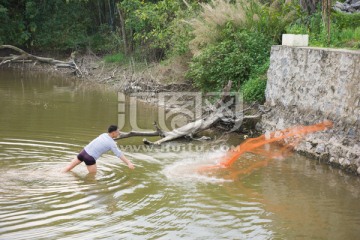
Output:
top-left (1, 136), bottom-right (359, 240)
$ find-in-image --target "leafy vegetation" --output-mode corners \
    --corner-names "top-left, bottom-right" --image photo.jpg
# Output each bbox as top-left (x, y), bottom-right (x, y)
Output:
top-left (286, 11), bottom-right (360, 48)
top-left (241, 63), bottom-right (268, 102)
top-left (186, 0), bottom-right (298, 101)
top-left (187, 27), bottom-right (272, 93)
top-left (0, 0), bottom-right (121, 52)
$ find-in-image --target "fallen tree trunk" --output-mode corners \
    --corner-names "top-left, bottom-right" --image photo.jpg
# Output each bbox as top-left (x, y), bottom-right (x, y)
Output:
top-left (115, 122), bottom-right (165, 140)
top-left (0, 45), bottom-right (82, 76)
top-left (115, 81), bottom-right (267, 145)
top-left (144, 112), bottom-right (222, 145)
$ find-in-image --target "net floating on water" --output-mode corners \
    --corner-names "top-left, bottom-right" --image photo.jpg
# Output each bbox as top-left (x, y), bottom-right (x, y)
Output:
top-left (220, 120), bottom-right (333, 168)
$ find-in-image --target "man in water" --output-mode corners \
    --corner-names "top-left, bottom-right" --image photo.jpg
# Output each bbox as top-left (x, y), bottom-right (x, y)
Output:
top-left (62, 125), bottom-right (134, 174)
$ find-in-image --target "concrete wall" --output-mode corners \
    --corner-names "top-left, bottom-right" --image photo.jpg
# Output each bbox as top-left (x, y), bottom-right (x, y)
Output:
top-left (262, 46), bottom-right (360, 174)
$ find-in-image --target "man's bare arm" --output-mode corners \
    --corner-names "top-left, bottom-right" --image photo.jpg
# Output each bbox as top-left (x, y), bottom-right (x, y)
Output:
top-left (120, 155), bottom-right (135, 169)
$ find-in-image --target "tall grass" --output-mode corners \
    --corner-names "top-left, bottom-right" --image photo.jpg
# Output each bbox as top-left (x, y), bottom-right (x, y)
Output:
top-left (188, 0), bottom-right (248, 55)
top-left (185, 0), bottom-right (300, 102)
top-left (188, 0), bottom-right (300, 55)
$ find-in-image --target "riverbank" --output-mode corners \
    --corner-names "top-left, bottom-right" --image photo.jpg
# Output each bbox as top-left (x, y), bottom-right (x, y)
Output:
top-left (0, 52), bottom-right (193, 93)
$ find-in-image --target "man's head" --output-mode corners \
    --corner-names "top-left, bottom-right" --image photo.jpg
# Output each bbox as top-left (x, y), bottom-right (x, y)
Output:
top-left (108, 125), bottom-right (120, 138)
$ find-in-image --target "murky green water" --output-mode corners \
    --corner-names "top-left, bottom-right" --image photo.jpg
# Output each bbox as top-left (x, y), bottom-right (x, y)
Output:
top-left (0, 69), bottom-right (359, 240)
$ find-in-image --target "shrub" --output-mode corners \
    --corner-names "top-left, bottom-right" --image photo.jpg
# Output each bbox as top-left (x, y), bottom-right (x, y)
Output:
top-left (188, 0), bottom-right (300, 55)
top-left (241, 76), bottom-right (267, 103)
top-left (184, 0), bottom-right (302, 103)
top-left (241, 60), bottom-right (269, 103)
top-left (89, 25), bottom-right (123, 54)
top-left (332, 11), bottom-right (360, 29)
top-left (286, 10), bottom-right (360, 49)
top-left (245, 0), bottom-right (301, 43)
top-left (285, 23), bottom-right (308, 34)
top-left (186, 28), bottom-right (272, 92)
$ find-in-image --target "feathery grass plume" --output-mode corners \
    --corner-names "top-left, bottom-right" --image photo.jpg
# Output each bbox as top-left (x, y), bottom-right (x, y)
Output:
top-left (188, 0), bottom-right (298, 55)
top-left (189, 0), bottom-right (249, 55)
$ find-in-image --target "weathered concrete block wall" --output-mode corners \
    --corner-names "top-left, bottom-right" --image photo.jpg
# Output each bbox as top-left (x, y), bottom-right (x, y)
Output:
top-left (262, 46), bottom-right (360, 173)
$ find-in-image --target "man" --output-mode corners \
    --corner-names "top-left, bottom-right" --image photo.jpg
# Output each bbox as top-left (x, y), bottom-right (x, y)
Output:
top-left (62, 125), bottom-right (134, 174)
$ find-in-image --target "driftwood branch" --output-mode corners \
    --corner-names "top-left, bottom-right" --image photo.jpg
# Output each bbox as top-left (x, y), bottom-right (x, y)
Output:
top-left (0, 45), bottom-right (82, 77)
top-left (141, 83), bottom-right (232, 145)
top-left (115, 122), bottom-right (165, 140)
top-left (116, 130), bottom-right (160, 139)
top-left (100, 67), bottom-right (118, 82)
top-left (114, 81), bottom-right (266, 145)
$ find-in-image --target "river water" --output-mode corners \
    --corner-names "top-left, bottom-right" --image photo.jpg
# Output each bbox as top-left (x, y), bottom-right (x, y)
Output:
top-left (0, 69), bottom-right (359, 240)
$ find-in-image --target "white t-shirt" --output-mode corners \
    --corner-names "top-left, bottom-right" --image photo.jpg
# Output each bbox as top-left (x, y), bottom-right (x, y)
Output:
top-left (84, 133), bottom-right (123, 160)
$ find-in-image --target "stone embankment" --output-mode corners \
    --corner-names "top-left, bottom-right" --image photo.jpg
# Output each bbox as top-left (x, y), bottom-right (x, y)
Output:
top-left (262, 46), bottom-right (360, 174)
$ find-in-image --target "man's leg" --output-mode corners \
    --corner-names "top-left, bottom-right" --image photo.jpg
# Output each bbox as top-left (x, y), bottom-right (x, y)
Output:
top-left (86, 164), bottom-right (97, 174)
top-left (62, 158), bottom-right (82, 172)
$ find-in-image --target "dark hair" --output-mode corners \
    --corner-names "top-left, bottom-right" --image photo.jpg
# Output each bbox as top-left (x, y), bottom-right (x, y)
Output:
top-left (108, 125), bottom-right (118, 133)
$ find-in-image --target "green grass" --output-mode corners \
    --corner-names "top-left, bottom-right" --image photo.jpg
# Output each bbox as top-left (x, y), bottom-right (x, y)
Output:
top-left (337, 27), bottom-right (360, 48)
top-left (286, 11), bottom-right (360, 49)
top-left (104, 53), bottom-right (126, 63)
top-left (241, 76), bottom-right (267, 103)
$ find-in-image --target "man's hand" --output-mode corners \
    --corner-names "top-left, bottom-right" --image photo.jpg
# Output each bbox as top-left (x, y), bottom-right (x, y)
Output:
top-left (120, 155), bottom-right (135, 170)
top-left (127, 162), bottom-right (135, 169)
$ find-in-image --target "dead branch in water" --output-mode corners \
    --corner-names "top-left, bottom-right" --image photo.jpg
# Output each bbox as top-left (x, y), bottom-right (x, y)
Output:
top-left (0, 45), bottom-right (82, 77)
top-left (116, 81), bottom-right (267, 145)
top-left (115, 122), bottom-right (165, 140)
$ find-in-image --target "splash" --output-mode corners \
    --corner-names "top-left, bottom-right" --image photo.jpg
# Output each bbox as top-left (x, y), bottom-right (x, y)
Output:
top-left (219, 121), bottom-right (333, 168)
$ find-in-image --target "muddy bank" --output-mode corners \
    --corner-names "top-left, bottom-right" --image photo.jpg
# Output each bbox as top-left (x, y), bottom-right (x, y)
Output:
top-left (262, 46), bottom-right (360, 175)
top-left (0, 51), bottom-right (193, 94)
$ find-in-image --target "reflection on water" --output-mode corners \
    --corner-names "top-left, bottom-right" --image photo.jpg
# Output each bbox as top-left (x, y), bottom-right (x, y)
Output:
top-left (0, 69), bottom-right (359, 239)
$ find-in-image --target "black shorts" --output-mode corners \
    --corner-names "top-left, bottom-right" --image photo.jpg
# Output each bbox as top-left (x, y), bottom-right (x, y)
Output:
top-left (77, 149), bottom-right (96, 166)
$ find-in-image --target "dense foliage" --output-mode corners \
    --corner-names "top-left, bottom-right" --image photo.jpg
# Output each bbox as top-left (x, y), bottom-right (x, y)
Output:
top-left (326, 13), bottom-right (360, 47)
top-left (185, 0), bottom-right (298, 101)
top-left (187, 28), bottom-right (272, 92)
top-left (286, 10), bottom-right (360, 48)
top-left (2, 0), bottom-right (127, 53)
